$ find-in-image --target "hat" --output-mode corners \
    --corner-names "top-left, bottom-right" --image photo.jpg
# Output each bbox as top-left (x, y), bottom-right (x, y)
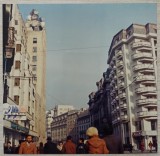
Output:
top-left (86, 127), bottom-right (98, 137)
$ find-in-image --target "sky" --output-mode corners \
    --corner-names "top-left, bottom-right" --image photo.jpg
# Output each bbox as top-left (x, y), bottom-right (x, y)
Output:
top-left (18, 3), bottom-right (157, 110)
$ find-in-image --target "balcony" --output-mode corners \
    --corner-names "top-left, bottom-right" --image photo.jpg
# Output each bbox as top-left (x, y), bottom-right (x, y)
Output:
top-left (137, 111), bottom-right (157, 118)
top-left (136, 98), bottom-right (157, 106)
top-left (118, 82), bottom-right (125, 88)
top-left (132, 53), bottom-right (152, 60)
top-left (120, 115), bottom-right (128, 121)
top-left (117, 61), bottom-right (124, 68)
top-left (131, 41), bottom-right (152, 49)
top-left (114, 75), bottom-right (117, 80)
top-left (134, 75), bottom-right (155, 83)
top-left (133, 64), bottom-right (154, 71)
top-left (116, 50), bottom-right (123, 58)
top-left (120, 103), bottom-right (127, 109)
top-left (135, 87), bottom-right (156, 94)
top-left (112, 117), bottom-right (120, 124)
top-left (26, 112), bottom-right (32, 121)
top-left (115, 96), bottom-right (119, 100)
top-left (113, 66), bottom-right (116, 71)
top-left (117, 71), bottom-right (124, 78)
top-left (119, 93), bottom-right (126, 99)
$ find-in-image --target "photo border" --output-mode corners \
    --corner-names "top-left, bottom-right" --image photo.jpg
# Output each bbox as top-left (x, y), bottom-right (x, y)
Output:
top-left (0, 0), bottom-right (159, 156)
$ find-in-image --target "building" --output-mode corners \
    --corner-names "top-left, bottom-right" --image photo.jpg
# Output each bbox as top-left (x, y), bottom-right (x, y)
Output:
top-left (53, 105), bottom-right (75, 117)
top-left (25, 9), bottom-right (46, 143)
top-left (3, 4), bottom-right (38, 146)
top-left (46, 105), bottom-right (74, 138)
top-left (107, 23), bottom-right (157, 150)
top-left (88, 72), bottom-right (112, 134)
top-left (46, 110), bottom-right (54, 138)
top-left (76, 109), bottom-right (91, 141)
top-left (51, 108), bottom-right (85, 143)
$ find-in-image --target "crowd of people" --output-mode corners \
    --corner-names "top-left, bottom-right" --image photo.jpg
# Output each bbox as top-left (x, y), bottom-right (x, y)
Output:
top-left (4, 126), bottom-right (157, 154)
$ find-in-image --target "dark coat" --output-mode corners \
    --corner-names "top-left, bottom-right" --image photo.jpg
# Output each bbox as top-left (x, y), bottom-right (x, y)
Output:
top-left (76, 143), bottom-right (87, 154)
top-left (43, 141), bottom-right (60, 154)
top-left (103, 134), bottom-right (124, 154)
top-left (4, 146), bottom-right (14, 154)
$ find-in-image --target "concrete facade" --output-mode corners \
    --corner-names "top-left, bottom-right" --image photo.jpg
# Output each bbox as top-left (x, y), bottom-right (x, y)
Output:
top-left (3, 4), bottom-right (39, 146)
top-left (107, 23), bottom-right (157, 150)
top-left (25, 9), bottom-right (46, 143)
top-left (76, 109), bottom-right (91, 141)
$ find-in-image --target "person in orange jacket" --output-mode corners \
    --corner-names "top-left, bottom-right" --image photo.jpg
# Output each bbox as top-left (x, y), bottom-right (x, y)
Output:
top-left (19, 135), bottom-right (37, 154)
top-left (85, 127), bottom-right (109, 154)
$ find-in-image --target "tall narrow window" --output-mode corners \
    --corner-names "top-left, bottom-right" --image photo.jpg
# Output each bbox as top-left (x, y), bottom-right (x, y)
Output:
top-left (16, 44), bottom-right (21, 52)
top-left (14, 78), bottom-right (20, 86)
top-left (15, 20), bottom-right (18, 25)
top-left (32, 56), bottom-right (37, 62)
top-left (14, 96), bottom-right (19, 104)
top-left (33, 38), bottom-right (37, 44)
top-left (33, 47), bottom-right (37, 52)
top-left (15, 61), bottom-right (21, 69)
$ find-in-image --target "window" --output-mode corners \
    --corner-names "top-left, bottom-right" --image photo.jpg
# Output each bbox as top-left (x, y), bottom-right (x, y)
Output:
top-left (28, 106), bottom-right (30, 114)
top-left (28, 92), bottom-right (30, 101)
top-left (15, 61), bottom-right (21, 69)
top-left (32, 56), bottom-right (37, 62)
top-left (33, 47), bottom-right (37, 52)
top-left (16, 44), bottom-right (21, 52)
top-left (151, 120), bottom-right (157, 130)
top-left (14, 96), bottom-right (19, 104)
top-left (14, 78), bottom-right (20, 86)
top-left (15, 20), bottom-right (18, 25)
top-left (32, 113), bottom-right (34, 119)
top-left (33, 38), bottom-right (37, 44)
top-left (32, 65), bottom-right (37, 71)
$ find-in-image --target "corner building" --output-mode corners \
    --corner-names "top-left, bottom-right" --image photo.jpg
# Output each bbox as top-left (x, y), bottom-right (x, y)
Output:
top-left (25, 9), bottom-right (46, 143)
top-left (107, 23), bottom-right (157, 150)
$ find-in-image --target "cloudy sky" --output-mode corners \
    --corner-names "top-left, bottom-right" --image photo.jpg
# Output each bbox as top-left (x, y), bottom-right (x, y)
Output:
top-left (19, 3), bottom-right (156, 110)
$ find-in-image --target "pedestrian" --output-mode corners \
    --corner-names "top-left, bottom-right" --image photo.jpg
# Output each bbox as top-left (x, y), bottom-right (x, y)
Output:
top-left (14, 140), bottom-right (24, 154)
top-left (102, 124), bottom-right (124, 154)
top-left (76, 138), bottom-right (87, 154)
top-left (4, 141), bottom-right (14, 154)
top-left (140, 140), bottom-right (145, 153)
top-left (43, 137), bottom-right (60, 154)
top-left (57, 141), bottom-right (63, 153)
top-left (19, 135), bottom-right (37, 154)
top-left (62, 135), bottom-right (76, 154)
top-left (37, 142), bottom-right (44, 154)
top-left (148, 141), bottom-right (153, 152)
top-left (86, 127), bottom-right (109, 154)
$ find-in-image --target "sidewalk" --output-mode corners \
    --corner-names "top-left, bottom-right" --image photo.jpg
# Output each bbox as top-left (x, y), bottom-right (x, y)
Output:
top-left (124, 150), bottom-right (157, 154)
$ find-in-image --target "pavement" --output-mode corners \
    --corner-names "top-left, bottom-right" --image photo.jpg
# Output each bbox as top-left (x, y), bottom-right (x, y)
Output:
top-left (124, 150), bottom-right (157, 154)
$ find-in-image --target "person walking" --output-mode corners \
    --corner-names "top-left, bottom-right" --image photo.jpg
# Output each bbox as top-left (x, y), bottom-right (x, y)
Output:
top-left (62, 136), bottom-right (76, 154)
top-left (148, 141), bottom-right (153, 152)
top-left (43, 137), bottom-right (60, 154)
top-left (86, 127), bottom-right (109, 154)
top-left (102, 124), bottom-right (124, 154)
top-left (19, 135), bottom-right (37, 154)
top-left (4, 141), bottom-right (14, 154)
top-left (37, 142), bottom-right (44, 154)
top-left (140, 140), bottom-right (145, 153)
top-left (76, 138), bottom-right (87, 154)
top-left (57, 141), bottom-right (63, 153)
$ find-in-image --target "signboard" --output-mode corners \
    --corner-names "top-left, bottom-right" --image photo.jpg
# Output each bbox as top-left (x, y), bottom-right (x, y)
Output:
top-left (3, 103), bottom-right (27, 121)
top-left (3, 103), bottom-right (27, 115)
top-left (4, 113), bottom-right (27, 120)
top-left (11, 122), bottom-right (29, 133)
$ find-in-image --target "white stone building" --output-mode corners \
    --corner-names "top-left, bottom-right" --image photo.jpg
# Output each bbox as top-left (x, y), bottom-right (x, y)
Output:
top-left (3, 4), bottom-right (38, 146)
top-left (107, 23), bottom-right (157, 150)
